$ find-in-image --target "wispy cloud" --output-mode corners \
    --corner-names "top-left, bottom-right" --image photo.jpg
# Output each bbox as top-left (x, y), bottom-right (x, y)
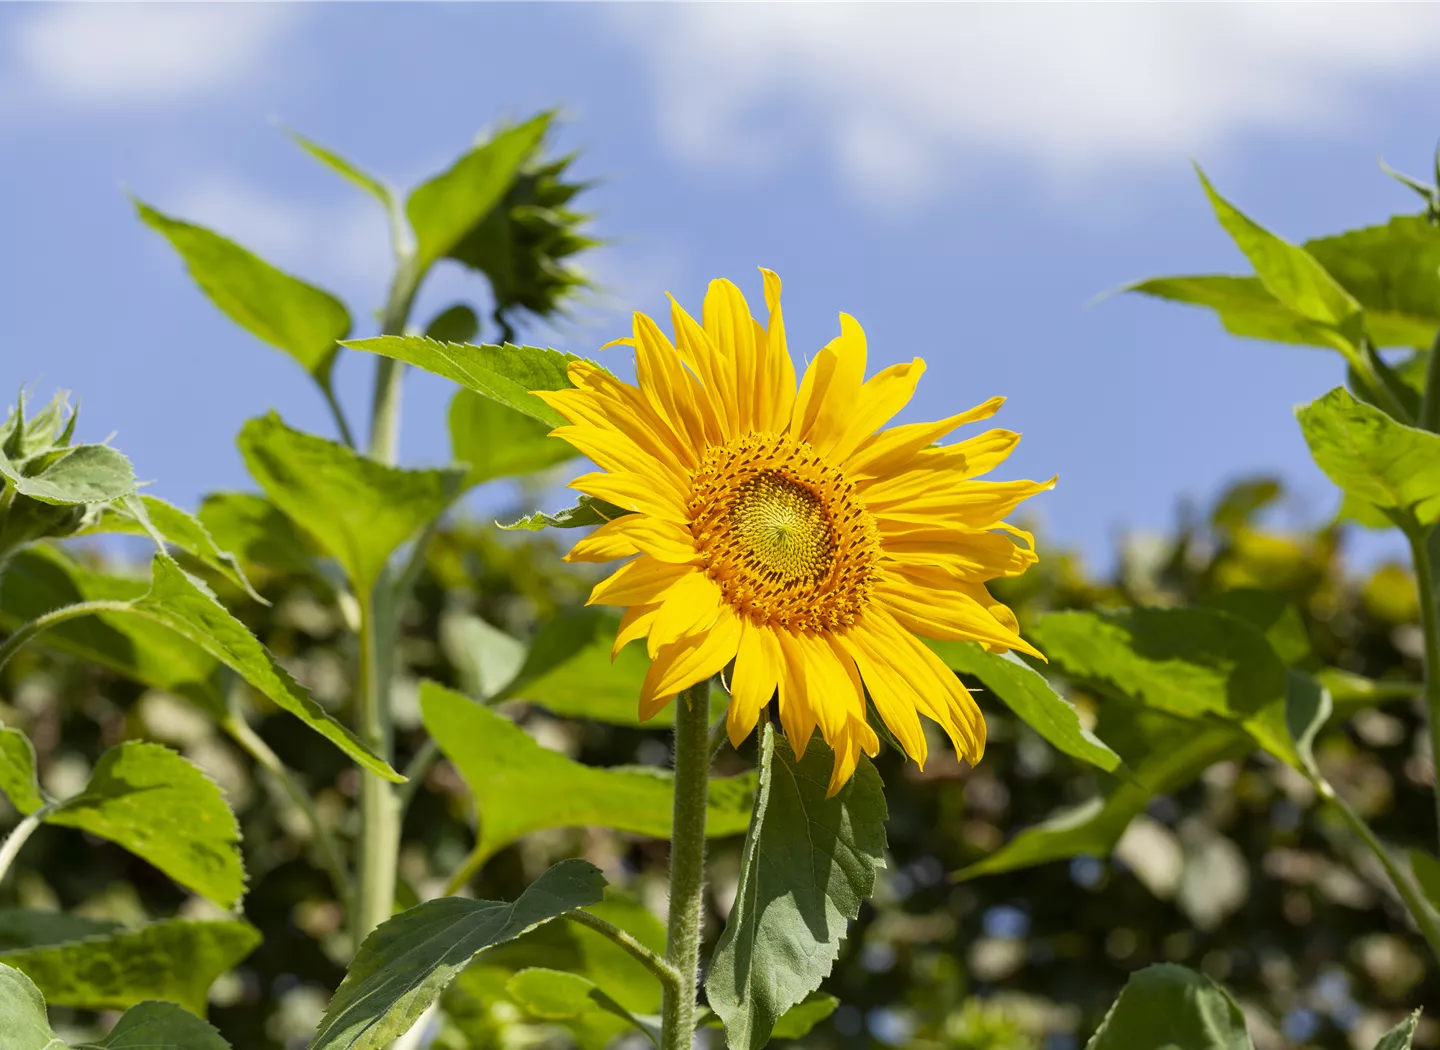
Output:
top-left (609, 4), bottom-right (1440, 204)
top-left (10, 4), bottom-right (298, 107)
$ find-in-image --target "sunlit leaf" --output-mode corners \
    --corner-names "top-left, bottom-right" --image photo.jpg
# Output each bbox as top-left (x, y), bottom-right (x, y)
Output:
top-left (1200, 588), bottom-right (1311, 666)
top-left (507, 968), bottom-right (660, 1047)
top-left (1283, 670), bottom-right (1330, 780)
top-left (706, 724), bottom-right (886, 1050)
top-left (287, 129), bottom-right (393, 211)
top-left (135, 200), bottom-right (350, 384)
top-left (309, 860), bottom-right (606, 1050)
top-left (0, 443), bottom-right (135, 507)
top-left (0, 727), bottom-right (43, 815)
top-left (0, 963), bottom-right (58, 1050)
top-left (1307, 215), bottom-right (1440, 345)
top-left (1085, 964), bottom-right (1252, 1050)
top-left (238, 413), bottom-right (465, 593)
top-left (499, 494), bottom-right (630, 532)
top-left (450, 388), bottom-right (573, 489)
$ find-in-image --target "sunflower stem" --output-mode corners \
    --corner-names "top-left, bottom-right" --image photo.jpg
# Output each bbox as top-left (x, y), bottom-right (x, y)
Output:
top-left (1403, 520), bottom-right (1440, 852)
top-left (661, 680), bottom-right (712, 1050)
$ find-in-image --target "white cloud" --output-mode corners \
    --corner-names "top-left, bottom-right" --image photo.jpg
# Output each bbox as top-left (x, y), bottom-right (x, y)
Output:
top-left (13, 4), bottom-right (297, 106)
top-left (609, 4), bottom-right (1440, 202)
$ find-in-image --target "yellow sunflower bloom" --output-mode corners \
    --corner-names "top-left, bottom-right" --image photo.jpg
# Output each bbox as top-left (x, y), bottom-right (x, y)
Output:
top-left (539, 271), bottom-right (1053, 795)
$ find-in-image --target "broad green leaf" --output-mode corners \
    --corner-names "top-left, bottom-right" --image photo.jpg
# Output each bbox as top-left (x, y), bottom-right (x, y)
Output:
top-left (78, 1000), bottom-right (233, 1050)
top-left (1283, 670), bottom-right (1330, 779)
top-left (1029, 607), bottom-right (1294, 766)
top-left (1196, 168), bottom-right (1361, 345)
top-left (0, 918), bottom-right (261, 1015)
top-left (931, 641), bottom-right (1123, 773)
top-left (1409, 850), bottom-right (1440, 914)
top-left (1085, 964), bottom-right (1252, 1050)
top-left (771, 994), bottom-right (841, 1039)
top-left (1297, 387), bottom-right (1440, 527)
top-left (1374, 1010), bottom-right (1422, 1050)
top-left (1307, 216), bottom-right (1440, 345)
top-left (407, 114), bottom-right (550, 271)
top-left (439, 613), bottom-right (527, 700)
top-left (287, 130), bottom-right (393, 211)
top-left (450, 388), bottom-right (573, 489)
top-left (421, 681), bottom-right (754, 882)
top-left (0, 909), bottom-right (123, 952)
top-left (0, 546), bottom-right (224, 718)
top-left (135, 200), bottom-right (350, 383)
top-left (239, 413), bottom-right (465, 593)
top-left (198, 492), bottom-right (318, 577)
top-left (705, 724), bottom-right (886, 1050)
top-left (0, 963), bottom-right (57, 1050)
top-left (0, 443), bottom-right (135, 506)
top-left (1200, 589), bottom-right (1311, 666)
top-left (0, 727), bottom-right (44, 815)
top-left (425, 304), bottom-right (480, 344)
top-left (343, 336), bottom-right (582, 428)
top-left (507, 968), bottom-right (660, 1047)
top-left (128, 553), bottom-right (400, 782)
top-left (48, 741), bottom-right (244, 907)
top-left (309, 859), bottom-right (606, 1050)
top-left (500, 494), bottom-right (630, 532)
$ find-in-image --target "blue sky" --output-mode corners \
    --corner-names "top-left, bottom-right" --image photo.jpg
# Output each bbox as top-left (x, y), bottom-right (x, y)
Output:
top-left (3, 3), bottom-right (1438, 574)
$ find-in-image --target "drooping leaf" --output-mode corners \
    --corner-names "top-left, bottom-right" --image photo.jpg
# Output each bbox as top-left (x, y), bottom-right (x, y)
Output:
top-left (78, 999), bottom-right (234, 1050)
top-left (420, 682), bottom-right (753, 883)
top-left (127, 553), bottom-right (400, 781)
top-left (506, 968), bottom-right (661, 1047)
top-left (425, 304), bottom-right (480, 345)
top-left (1283, 670), bottom-right (1331, 780)
top-left (0, 443), bottom-right (135, 506)
top-left (0, 909), bottom-right (123, 953)
top-left (407, 114), bottom-right (550, 271)
top-left (239, 413), bottom-right (465, 594)
top-left (705, 724), bottom-right (886, 1050)
top-left (198, 492), bottom-right (319, 578)
top-left (1029, 607), bottom-right (1295, 766)
top-left (931, 641), bottom-right (1123, 773)
top-left (769, 994), bottom-right (841, 1040)
top-left (1297, 387), bottom-right (1440, 528)
top-left (1085, 964), bottom-right (1253, 1050)
top-left (309, 859), bottom-right (606, 1050)
top-left (343, 336), bottom-right (583, 428)
top-left (135, 200), bottom-right (351, 384)
top-left (0, 963), bottom-right (58, 1050)
top-left (1373, 1010), bottom-right (1422, 1050)
top-left (287, 129), bottom-right (393, 211)
top-left (0, 727), bottom-right (44, 815)
top-left (500, 495), bottom-right (631, 532)
top-left (47, 741), bottom-right (244, 908)
top-left (1196, 168), bottom-right (1361, 346)
top-left (0, 918), bottom-right (261, 1015)
top-left (450, 388), bottom-right (574, 489)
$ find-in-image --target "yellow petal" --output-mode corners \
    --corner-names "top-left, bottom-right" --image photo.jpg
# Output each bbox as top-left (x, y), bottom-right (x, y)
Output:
top-left (728, 619), bottom-right (781, 748)
top-left (703, 278), bottom-right (759, 434)
top-left (667, 296), bottom-right (733, 444)
top-left (633, 310), bottom-right (713, 450)
top-left (836, 629), bottom-right (928, 768)
top-left (614, 602), bottom-right (661, 658)
top-left (874, 476), bottom-right (1056, 535)
top-left (790, 313), bottom-right (867, 454)
top-left (639, 606), bottom-right (743, 719)
top-left (565, 519), bottom-right (641, 563)
top-left (552, 425), bottom-right (690, 497)
top-left (825, 359), bottom-right (926, 464)
top-left (859, 430), bottom-right (1022, 505)
top-left (844, 396), bottom-right (1005, 478)
top-left (648, 572), bottom-right (724, 655)
top-left (758, 268), bottom-right (797, 432)
top-left (570, 471), bottom-right (691, 525)
top-left (874, 569), bottom-right (1044, 660)
top-left (774, 630), bottom-right (818, 757)
top-left (587, 556), bottom-right (692, 608)
top-left (602, 515), bottom-right (699, 564)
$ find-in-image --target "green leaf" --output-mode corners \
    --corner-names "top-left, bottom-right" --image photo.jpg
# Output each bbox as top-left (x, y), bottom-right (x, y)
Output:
top-left (771, 993), bottom-right (841, 1040)
top-left (47, 741), bottom-right (244, 908)
top-left (407, 114), bottom-right (550, 271)
top-left (286, 130), bottom-right (393, 211)
top-left (1297, 386), bottom-right (1440, 528)
top-left (1085, 964), bottom-right (1253, 1050)
top-left (507, 968), bottom-right (661, 1047)
top-left (128, 553), bottom-right (400, 782)
top-left (420, 681), bottom-right (753, 879)
top-left (930, 641), bottom-right (1123, 773)
top-left (238, 413), bottom-right (465, 593)
top-left (0, 918), bottom-right (261, 1015)
top-left (705, 724), bottom-right (886, 1050)
top-left (343, 336), bottom-right (583, 428)
top-left (135, 200), bottom-right (351, 384)
top-left (1283, 670), bottom-right (1331, 780)
top-left (198, 492), bottom-right (318, 578)
top-left (1374, 1010), bottom-right (1422, 1050)
top-left (1306, 216), bottom-right (1440, 346)
top-left (309, 859), bottom-right (606, 1050)
top-left (78, 1000), bottom-right (233, 1050)
top-left (425, 304), bottom-right (480, 345)
top-left (0, 546), bottom-right (224, 718)
top-left (0, 443), bottom-right (135, 506)
top-left (0, 727), bottom-right (44, 815)
top-left (0, 963), bottom-right (58, 1050)
top-left (1409, 850), bottom-right (1440, 914)
top-left (1029, 607), bottom-right (1294, 766)
top-left (439, 613), bottom-right (527, 700)
top-left (450, 388), bottom-right (574, 489)
top-left (1200, 589), bottom-right (1311, 666)
top-left (0, 909), bottom-right (123, 953)
top-left (499, 494), bottom-right (630, 532)
top-left (1196, 167), bottom-right (1361, 346)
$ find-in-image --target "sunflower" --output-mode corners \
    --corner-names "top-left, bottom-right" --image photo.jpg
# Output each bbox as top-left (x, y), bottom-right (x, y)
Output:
top-left (539, 271), bottom-right (1053, 794)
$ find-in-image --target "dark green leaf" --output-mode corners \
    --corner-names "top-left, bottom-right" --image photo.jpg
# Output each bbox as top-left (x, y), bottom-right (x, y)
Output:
top-left (0, 443), bottom-right (135, 506)
top-left (500, 495), bottom-right (630, 532)
top-left (343, 336), bottom-right (583, 428)
top-left (450, 388), bottom-right (573, 489)
top-left (287, 130), bottom-right (392, 211)
top-left (0, 727), bottom-right (44, 815)
top-left (407, 114), bottom-right (550, 271)
top-left (1283, 670), bottom-right (1330, 779)
top-left (930, 641), bottom-right (1123, 773)
top-left (48, 741), bottom-right (244, 907)
top-left (1297, 386), bottom-right (1440, 527)
top-left (0, 962), bottom-right (58, 1050)
top-left (706, 724), bottom-right (886, 1050)
top-left (0, 909), bottom-right (123, 953)
top-left (425, 304), bottom-right (480, 345)
top-left (0, 918), bottom-right (261, 1015)
top-left (79, 999), bottom-right (233, 1050)
top-left (420, 681), bottom-right (753, 880)
top-left (1085, 964), bottom-right (1252, 1050)
top-left (1200, 589), bottom-right (1311, 666)
top-left (135, 200), bottom-right (351, 383)
top-left (238, 413), bottom-right (465, 593)
top-left (309, 859), bottom-right (606, 1050)
top-left (1374, 1010), bottom-right (1422, 1050)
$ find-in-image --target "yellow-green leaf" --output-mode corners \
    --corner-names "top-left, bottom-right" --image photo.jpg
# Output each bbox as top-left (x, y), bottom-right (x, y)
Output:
top-left (449, 388), bottom-right (573, 489)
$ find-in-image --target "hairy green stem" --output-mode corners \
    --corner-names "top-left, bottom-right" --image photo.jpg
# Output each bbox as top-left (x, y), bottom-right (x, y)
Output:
top-left (223, 712), bottom-right (353, 915)
top-left (0, 802), bottom-right (55, 887)
top-left (354, 589), bottom-right (400, 948)
top-left (0, 600), bottom-right (133, 673)
top-left (566, 909), bottom-right (682, 992)
top-left (370, 255), bottom-right (422, 465)
top-left (661, 681), bottom-right (713, 1050)
top-left (1404, 523), bottom-right (1440, 851)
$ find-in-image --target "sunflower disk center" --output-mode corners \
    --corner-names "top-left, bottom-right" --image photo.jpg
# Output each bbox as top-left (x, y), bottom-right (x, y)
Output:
top-left (730, 473), bottom-right (833, 582)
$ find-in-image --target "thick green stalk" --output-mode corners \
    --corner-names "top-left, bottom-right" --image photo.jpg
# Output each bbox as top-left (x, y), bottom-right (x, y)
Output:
top-left (661, 681), bottom-right (713, 1050)
top-left (353, 589), bottom-right (400, 947)
top-left (1405, 523), bottom-right (1440, 851)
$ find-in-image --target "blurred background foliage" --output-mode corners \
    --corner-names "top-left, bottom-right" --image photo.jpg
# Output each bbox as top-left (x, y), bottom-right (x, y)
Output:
top-left (2, 465), bottom-right (1433, 1050)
